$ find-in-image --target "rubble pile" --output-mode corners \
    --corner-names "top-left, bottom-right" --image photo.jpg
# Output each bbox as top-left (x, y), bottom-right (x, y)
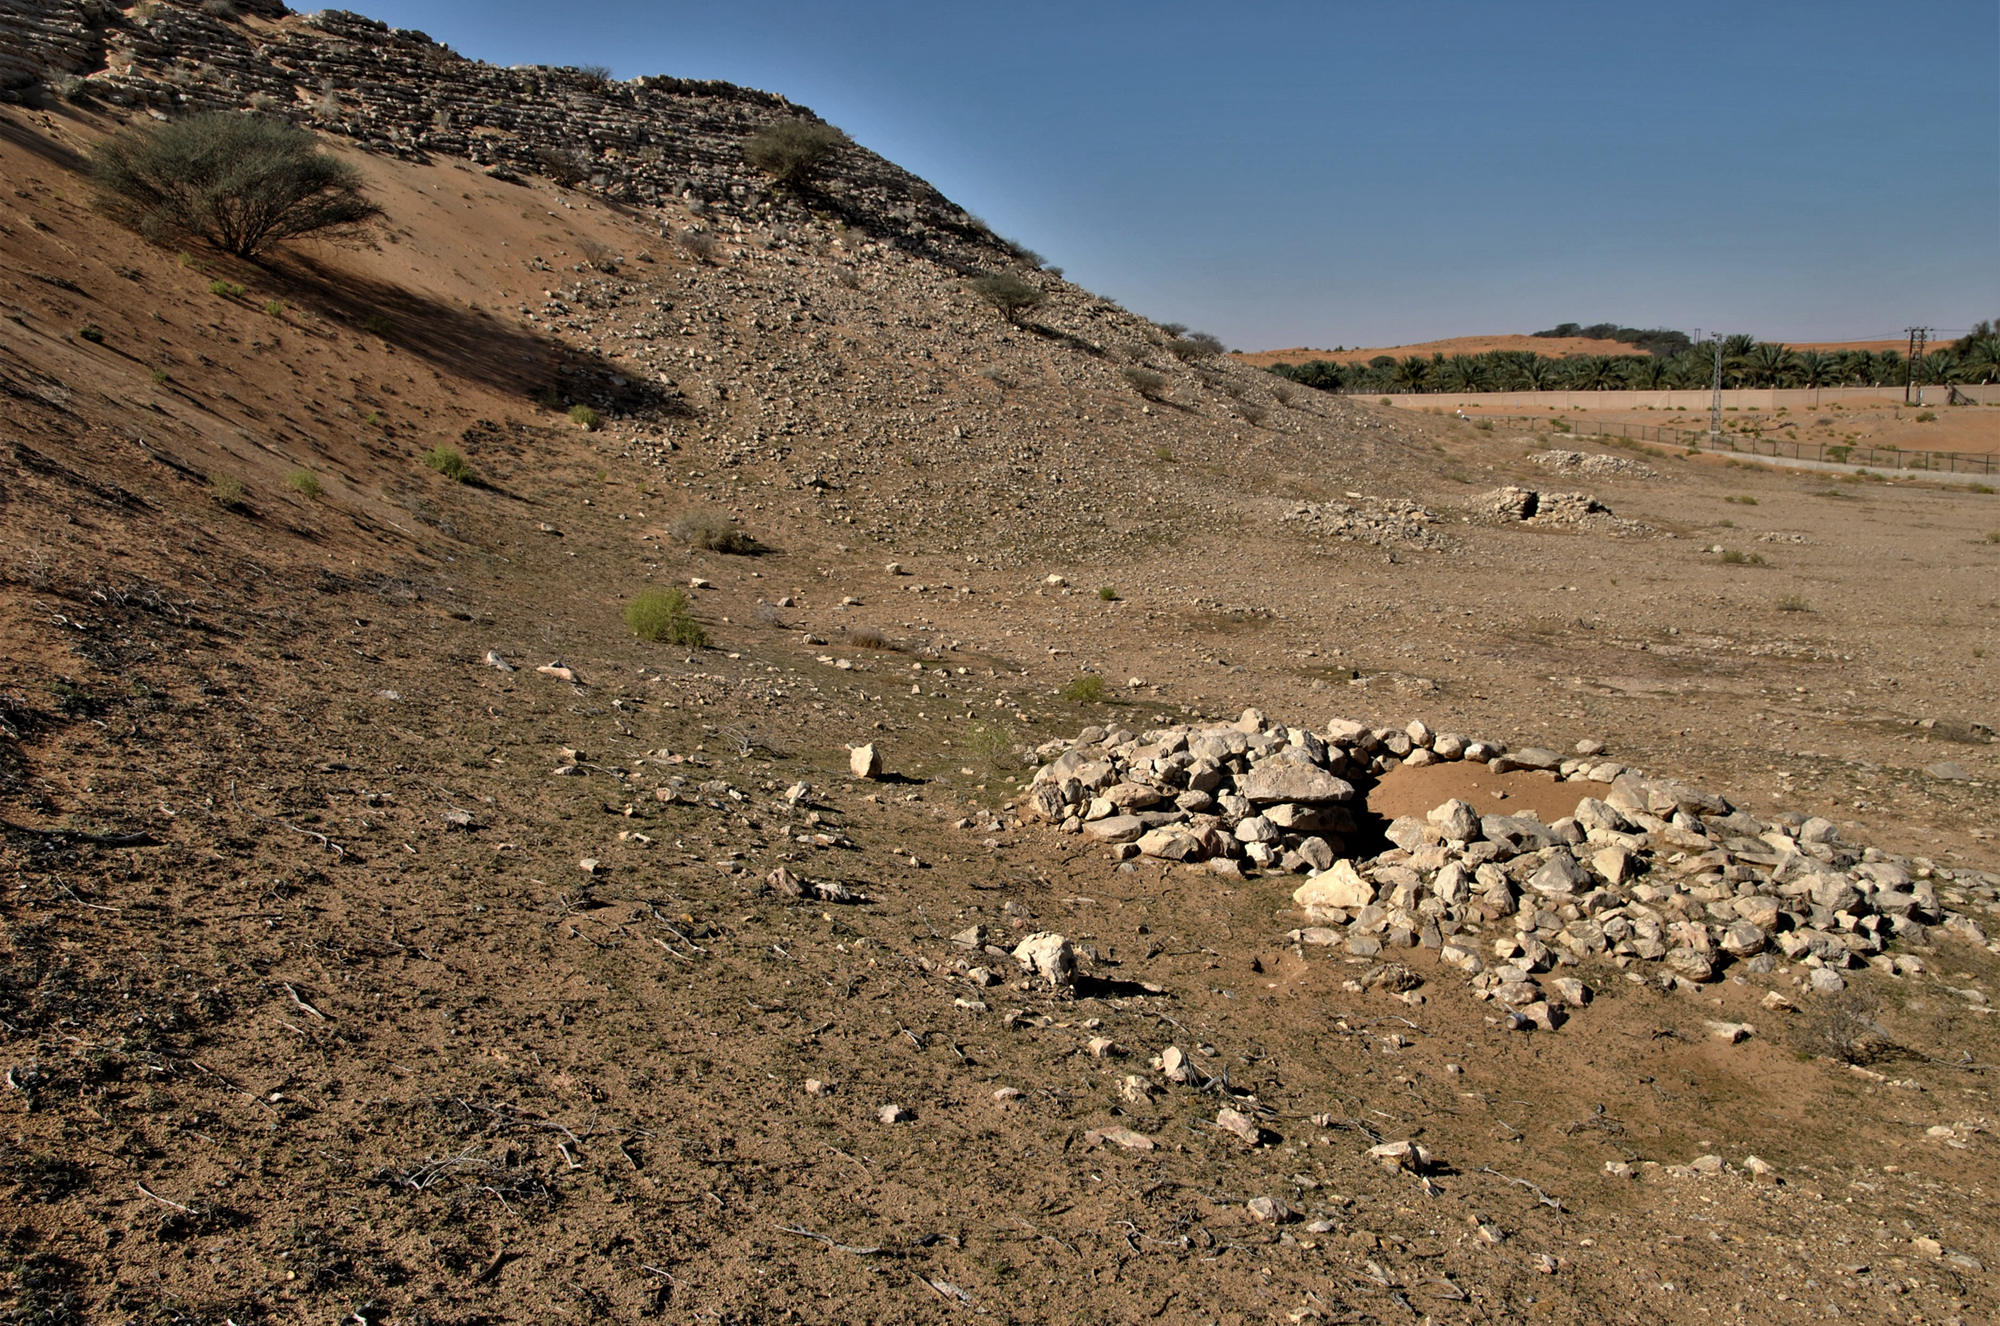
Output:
top-left (1022, 709), bottom-right (2000, 1028)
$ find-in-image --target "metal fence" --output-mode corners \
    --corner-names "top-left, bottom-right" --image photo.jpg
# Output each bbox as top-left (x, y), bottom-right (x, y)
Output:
top-left (1477, 413), bottom-right (1999, 477)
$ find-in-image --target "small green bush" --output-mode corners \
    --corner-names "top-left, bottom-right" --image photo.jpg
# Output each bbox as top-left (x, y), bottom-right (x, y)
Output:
top-left (1914, 410), bottom-right (1936, 423)
top-left (625, 587), bottom-right (706, 647)
top-left (1725, 495), bottom-right (1759, 505)
top-left (1987, 531), bottom-right (2000, 543)
top-left (424, 446), bottom-right (473, 482)
top-left (568, 404), bottom-right (601, 431)
top-left (1060, 672), bottom-right (1107, 703)
top-left (287, 469), bottom-right (321, 498)
top-left (362, 313), bottom-right (393, 336)
top-left (742, 120), bottom-right (848, 189)
top-left (1719, 549), bottom-right (1766, 566)
top-left (263, 299), bottom-right (285, 316)
top-left (1154, 446), bottom-right (1175, 462)
top-left (208, 279), bottom-right (245, 297)
top-left (1968, 483), bottom-right (1996, 494)
top-left (77, 324), bottom-right (104, 342)
top-left (969, 274), bottom-right (1045, 324)
top-left (1097, 585), bottom-right (1118, 601)
top-left (965, 722), bottom-right (1016, 770)
top-left (209, 474), bottom-right (245, 507)
top-left (148, 367), bottom-right (169, 384)
top-left (89, 112), bottom-right (382, 257)
top-left (1777, 594), bottom-right (1810, 612)
top-left (670, 512), bottom-right (759, 554)
top-left (1121, 366), bottom-right (1165, 398)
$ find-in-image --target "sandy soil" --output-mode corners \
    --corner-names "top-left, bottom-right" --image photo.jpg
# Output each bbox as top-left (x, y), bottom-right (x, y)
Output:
top-left (1431, 398), bottom-right (2000, 459)
top-left (3, 102), bottom-right (2000, 1326)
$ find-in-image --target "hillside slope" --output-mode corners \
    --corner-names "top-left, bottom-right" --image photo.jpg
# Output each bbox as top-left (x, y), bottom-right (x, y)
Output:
top-left (2, 7), bottom-right (2000, 1326)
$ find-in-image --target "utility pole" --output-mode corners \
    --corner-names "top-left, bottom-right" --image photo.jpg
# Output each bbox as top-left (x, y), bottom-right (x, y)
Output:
top-left (1905, 326), bottom-right (1931, 405)
top-left (1707, 333), bottom-right (1724, 440)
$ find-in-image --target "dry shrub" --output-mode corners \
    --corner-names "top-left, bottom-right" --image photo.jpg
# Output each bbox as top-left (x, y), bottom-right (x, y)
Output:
top-left (670, 512), bottom-right (759, 554)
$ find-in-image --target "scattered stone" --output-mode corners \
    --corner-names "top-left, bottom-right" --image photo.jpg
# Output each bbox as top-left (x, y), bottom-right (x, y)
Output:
top-left (1118, 1075), bottom-right (1155, 1104)
top-left (876, 1103), bottom-right (910, 1124)
top-left (1706, 1021), bottom-right (1755, 1044)
top-left (1925, 762), bottom-right (1972, 782)
top-left (1011, 932), bottom-right (1076, 990)
top-left (577, 857), bottom-right (600, 875)
top-left (1084, 1125), bottom-right (1154, 1151)
top-left (1085, 1037), bottom-right (1123, 1058)
top-left (1604, 1161), bottom-right (1636, 1180)
top-left (1806, 968), bottom-right (1847, 994)
top-left (992, 1088), bottom-right (1024, 1103)
top-left (483, 649), bottom-right (515, 672)
top-left (1367, 1140), bottom-right (1433, 1172)
top-left (1246, 1196), bottom-right (1293, 1224)
top-left (804, 1078), bottom-right (830, 1097)
top-left (1689, 1154), bottom-right (1726, 1175)
top-left (849, 742), bottom-right (884, 779)
top-left (1216, 1107), bottom-right (1262, 1145)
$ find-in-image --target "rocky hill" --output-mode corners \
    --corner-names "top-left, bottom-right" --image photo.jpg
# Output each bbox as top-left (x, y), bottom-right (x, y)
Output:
top-left (2, 4), bottom-right (1999, 1324)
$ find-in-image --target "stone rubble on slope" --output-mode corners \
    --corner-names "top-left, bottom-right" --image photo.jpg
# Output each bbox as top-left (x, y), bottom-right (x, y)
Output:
top-left (1280, 497), bottom-right (1451, 551)
top-left (1019, 707), bottom-right (2000, 1027)
top-left (1474, 485), bottom-right (1645, 534)
top-left (1529, 449), bottom-right (1663, 481)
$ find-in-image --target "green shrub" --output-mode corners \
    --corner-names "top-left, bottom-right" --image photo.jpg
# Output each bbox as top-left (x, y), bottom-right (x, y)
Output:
top-left (1725, 494), bottom-right (1758, 505)
top-left (148, 367), bottom-right (169, 384)
top-left (1987, 531), bottom-right (2000, 543)
top-left (209, 474), bottom-right (245, 507)
top-left (625, 587), bottom-right (706, 647)
top-left (1097, 585), bottom-right (1118, 601)
top-left (568, 403), bottom-right (601, 430)
top-left (1719, 549), bottom-right (1766, 566)
top-left (742, 120), bottom-right (848, 189)
top-left (90, 112), bottom-right (382, 257)
top-left (965, 722), bottom-right (1016, 769)
top-left (1060, 672), bottom-right (1107, 703)
top-left (208, 279), bottom-right (245, 297)
top-left (263, 299), bottom-right (285, 316)
top-left (670, 512), bottom-right (759, 554)
top-left (1121, 366), bottom-right (1165, 398)
top-left (287, 469), bottom-right (321, 498)
top-left (424, 446), bottom-right (473, 482)
top-left (969, 274), bottom-right (1045, 324)
top-left (77, 324), bottom-right (104, 342)
top-left (362, 313), bottom-right (393, 336)
top-left (1777, 594), bottom-right (1810, 612)
top-left (1915, 410), bottom-right (1936, 423)
top-left (1154, 446), bottom-right (1174, 462)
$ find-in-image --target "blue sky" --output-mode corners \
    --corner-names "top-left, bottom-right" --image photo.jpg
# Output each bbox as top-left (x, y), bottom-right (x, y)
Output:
top-left (359, 0), bottom-right (1996, 350)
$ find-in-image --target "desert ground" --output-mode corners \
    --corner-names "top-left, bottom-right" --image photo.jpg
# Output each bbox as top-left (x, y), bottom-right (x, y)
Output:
top-left (3, 82), bottom-right (2000, 1326)
top-left (1423, 398), bottom-right (2000, 461)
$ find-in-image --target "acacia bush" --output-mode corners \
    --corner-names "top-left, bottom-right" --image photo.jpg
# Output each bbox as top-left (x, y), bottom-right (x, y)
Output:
top-left (1121, 366), bottom-right (1165, 398)
top-left (970, 274), bottom-right (1045, 324)
top-left (625, 588), bottom-right (706, 647)
top-left (742, 121), bottom-right (847, 189)
top-left (90, 113), bottom-right (382, 257)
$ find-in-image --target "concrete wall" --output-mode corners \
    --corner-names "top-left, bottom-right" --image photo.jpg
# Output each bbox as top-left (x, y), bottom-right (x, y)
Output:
top-left (1373, 385), bottom-right (2000, 411)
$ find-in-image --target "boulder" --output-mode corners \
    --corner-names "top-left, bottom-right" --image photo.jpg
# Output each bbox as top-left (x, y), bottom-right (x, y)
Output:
top-left (1136, 828), bottom-right (1204, 861)
top-left (1082, 814), bottom-right (1146, 844)
top-left (849, 743), bottom-right (884, 779)
top-left (1427, 798), bottom-right (1480, 842)
top-left (1238, 765), bottom-right (1355, 804)
top-left (1294, 860), bottom-right (1374, 911)
top-left (1528, 850), bottom-right (1592, 895)
top-left (1012, 932), bottom-right (1076, 989)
